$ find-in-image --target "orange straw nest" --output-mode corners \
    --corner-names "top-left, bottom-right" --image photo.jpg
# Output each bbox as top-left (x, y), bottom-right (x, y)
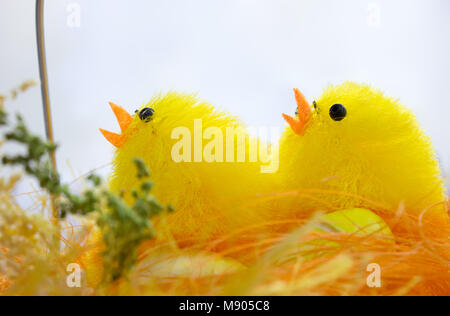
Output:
top-left (121, 204), bottom-right (449, 296)
top-left (1, 185), bottom-right (449, 296)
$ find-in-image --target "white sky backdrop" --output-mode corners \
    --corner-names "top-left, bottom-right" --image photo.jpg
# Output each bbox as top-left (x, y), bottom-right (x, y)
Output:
top-left (1, 0), bottom-right (449, 204)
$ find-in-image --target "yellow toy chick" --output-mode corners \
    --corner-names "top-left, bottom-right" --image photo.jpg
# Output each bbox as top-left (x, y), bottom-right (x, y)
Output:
top-left (278, 82), bottom-right (448, 228)
top-left (100, 92), bottom-right (269, 247)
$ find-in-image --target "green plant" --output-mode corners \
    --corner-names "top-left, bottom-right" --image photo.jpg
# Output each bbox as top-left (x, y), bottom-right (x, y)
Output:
top-left (0, 104), bottom-right (172, 283)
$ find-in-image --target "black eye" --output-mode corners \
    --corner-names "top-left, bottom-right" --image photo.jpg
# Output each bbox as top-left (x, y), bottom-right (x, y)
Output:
top-left (139, 107), bottom-right (155, 122)
top-left (329, 104), bottom-right (347, 121)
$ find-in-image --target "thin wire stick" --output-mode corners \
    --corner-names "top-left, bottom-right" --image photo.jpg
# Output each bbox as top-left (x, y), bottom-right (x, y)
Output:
top-left (36, 0), bottom-right (58, 221)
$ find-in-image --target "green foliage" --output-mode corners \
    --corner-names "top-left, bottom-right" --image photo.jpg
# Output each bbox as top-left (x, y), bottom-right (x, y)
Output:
top-left (99, 158), bottom-right (168, 283)
top-left (0, 107), bottom-right (7, 125)
top-left (0, 106), bottom-right (172, 284)
top-left (2, 114), bottom-right (60, 193)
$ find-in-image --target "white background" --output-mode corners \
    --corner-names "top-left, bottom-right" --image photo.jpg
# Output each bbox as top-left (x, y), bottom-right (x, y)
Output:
top-left (1, 0), bottom-right (449, 202)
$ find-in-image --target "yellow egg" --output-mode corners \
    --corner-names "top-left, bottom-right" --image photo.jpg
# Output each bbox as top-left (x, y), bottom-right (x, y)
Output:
top-left (317, 208), bottom-right (393, 238)
top-left (137, 251), bottom-right (246, 278)
top-left (278, 208), bottom-right (394, 264)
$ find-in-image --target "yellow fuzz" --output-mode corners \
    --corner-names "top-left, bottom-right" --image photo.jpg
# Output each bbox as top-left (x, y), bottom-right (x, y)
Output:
top-left (277, 82), bottom-right (448, 226)
top-left (108, 92), bottom-right (271, 246)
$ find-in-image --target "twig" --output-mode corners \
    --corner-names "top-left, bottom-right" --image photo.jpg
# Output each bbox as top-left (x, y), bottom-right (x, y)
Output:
top-left (36, 0), bottom-right (58, 221)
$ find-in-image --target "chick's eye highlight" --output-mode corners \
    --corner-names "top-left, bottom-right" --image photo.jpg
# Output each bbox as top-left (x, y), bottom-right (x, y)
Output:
top-left (329, 104), bottom-right (347, 121)
top-left (139, 107), bottom-right (155, 122)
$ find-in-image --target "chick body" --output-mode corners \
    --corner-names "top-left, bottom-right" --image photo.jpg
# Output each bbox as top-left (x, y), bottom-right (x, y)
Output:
top-left (278, 82), bottom-right (448, 228)
top-left (105, 92), bottom-right (269, 247)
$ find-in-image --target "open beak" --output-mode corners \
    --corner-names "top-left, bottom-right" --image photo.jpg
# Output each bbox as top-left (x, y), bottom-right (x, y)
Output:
top-left (99, 102), bottom-right (133, 148)
top-left (282, 88), bottom-right (312, 135)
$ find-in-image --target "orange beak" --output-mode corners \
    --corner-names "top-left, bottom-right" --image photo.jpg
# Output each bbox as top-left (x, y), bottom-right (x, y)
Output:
top-left (99, 102), bottom-right (133, 148)
top-left (282, 88), bottom-right (312, 135)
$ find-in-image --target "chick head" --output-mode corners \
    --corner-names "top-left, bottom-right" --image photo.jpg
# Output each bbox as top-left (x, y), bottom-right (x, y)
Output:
top-left (98, 93), bottom-right (223, 202)
top-left (282, 82), bottom-right (420, 146)
top-left (100, 93), bottom-right (212, 150)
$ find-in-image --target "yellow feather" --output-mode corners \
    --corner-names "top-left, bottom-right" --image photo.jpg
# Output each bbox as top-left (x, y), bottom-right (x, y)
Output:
top-left (108, 92), bottom-right (270, 247)
top-left (276, 82), bottom-right (448, 228)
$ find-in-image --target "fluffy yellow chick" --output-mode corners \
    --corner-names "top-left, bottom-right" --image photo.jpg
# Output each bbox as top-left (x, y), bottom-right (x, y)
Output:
top-left (100, 92), bottom-right (270, 247)
top-left (277, 82), bottom-right (448, 228)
